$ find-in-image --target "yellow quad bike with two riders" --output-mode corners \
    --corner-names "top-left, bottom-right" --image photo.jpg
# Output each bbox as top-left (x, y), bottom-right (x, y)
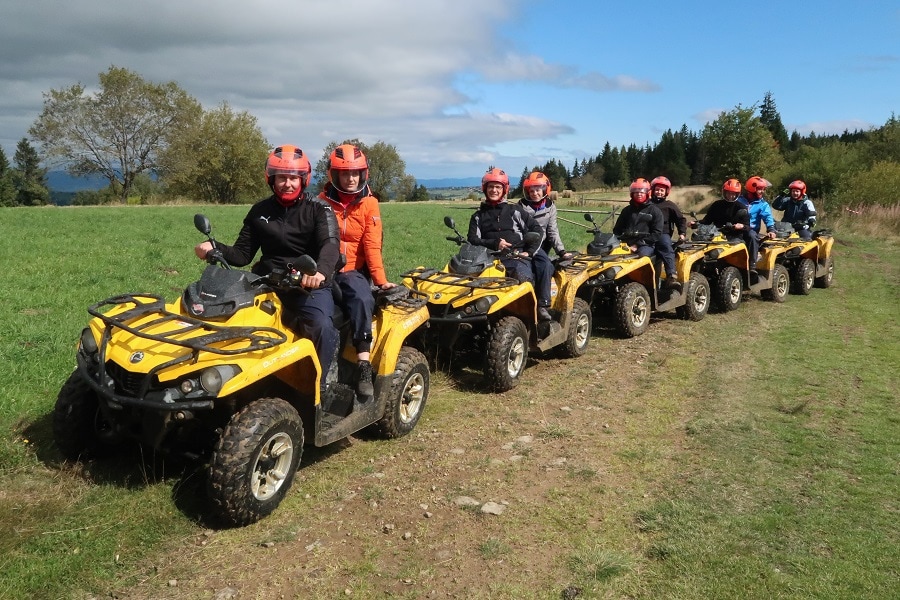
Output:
top-left (53, 214), bottom-right (431, 527)
top-left (579, 211), bottom-right (711, 337)
top-left (401, 216), bottom-right (594, 393)
top-left (758, 221), bottom-right (835, 296)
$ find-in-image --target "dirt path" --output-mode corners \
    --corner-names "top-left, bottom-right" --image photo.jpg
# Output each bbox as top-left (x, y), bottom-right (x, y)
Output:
top-left (120, 311), bottom-right (714, 599)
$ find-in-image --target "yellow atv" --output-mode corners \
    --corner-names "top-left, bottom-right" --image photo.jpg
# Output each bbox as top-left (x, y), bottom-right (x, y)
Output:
top-left (401, 216), bottom-right (593, 392)
top-left (684, 215), bottom-right (752, 313)
top-left (753, 221), bottom-right (834, 298)
top-left (811, 227), bottom-right (835, 289)
top-left (53, 214), bottom-right (431, 527)
top-left (584, 213), bottom-right (709, 337)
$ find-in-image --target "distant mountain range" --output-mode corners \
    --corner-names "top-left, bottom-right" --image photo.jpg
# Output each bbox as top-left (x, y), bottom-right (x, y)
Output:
top-left (46, 171), bottom-right (107, 192)
top-left (45, 171), bottom-right (482, 192)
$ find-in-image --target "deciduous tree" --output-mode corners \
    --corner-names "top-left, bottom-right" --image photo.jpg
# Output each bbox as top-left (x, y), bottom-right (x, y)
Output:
top-left (701, 106), bottom-right (783, 184)
top-left (28, 66), bottom-right (200, 203)
top-left (159, 102), bottom-right (270, 203)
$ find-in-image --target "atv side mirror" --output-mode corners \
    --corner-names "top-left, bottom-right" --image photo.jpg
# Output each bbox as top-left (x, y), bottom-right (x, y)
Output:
top-left (443, 216), bottom-right (456, 229)
top-left (639, 213), bottom-right (653, 223)
top-left (288, 255), bottom-right (318, 276)
top-left (523, 231), bottom-right (542, 246)
top-left (194, 214), bottom-right (211, 236)
top-left (583, 213), bottom-right (596, 224)
top-left (736, 208), bottom-right (749, 219)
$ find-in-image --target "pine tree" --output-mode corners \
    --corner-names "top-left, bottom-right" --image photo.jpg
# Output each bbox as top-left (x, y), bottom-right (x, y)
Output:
top-left (13, 138), bottom-right (51, 206)
top-left (0, 147), bottom-right (16, 206)
top-left (760, 92), bottom-right (790, 151)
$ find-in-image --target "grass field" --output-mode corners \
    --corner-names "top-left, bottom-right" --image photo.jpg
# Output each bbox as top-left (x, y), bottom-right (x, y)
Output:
top-left (0, 202), bottom-right (897, 599)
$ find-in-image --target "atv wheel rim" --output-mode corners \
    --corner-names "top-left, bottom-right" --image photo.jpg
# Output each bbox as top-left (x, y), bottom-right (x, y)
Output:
top-left (506, 336), bottom-right (526, 377)
top-left (728, 279), bottom-right (742, 304)
top-left (399, 371), bottom-right (426, 424)
top-left (803, 268), bottom-right (814, 290)
top-left (775, 272), bottom-right (789, 296)
top-left (693, 285), bottom-right (709, 313)
top-left (251, 431), bottom-right (294, 501)
top-left (631, 296), bottom-right (648, 327)
top-left (574, 312), bottom-right (590, 350)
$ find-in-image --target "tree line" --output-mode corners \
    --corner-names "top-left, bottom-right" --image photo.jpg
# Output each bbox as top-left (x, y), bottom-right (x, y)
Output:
top-left (2, 67), bottom-right (897, 210)
top-left (512, 93), bottom-right (899, 211)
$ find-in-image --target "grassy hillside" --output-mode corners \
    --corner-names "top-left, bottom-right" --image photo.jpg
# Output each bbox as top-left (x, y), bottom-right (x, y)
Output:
top-left (0, 204), bottom-right (897, 599)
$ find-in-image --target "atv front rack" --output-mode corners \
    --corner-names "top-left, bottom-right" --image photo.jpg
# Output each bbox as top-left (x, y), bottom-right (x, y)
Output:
top-left (89, 293), bottom-right (288, 357)
top-left (402, 267), bottom-right (521, 293)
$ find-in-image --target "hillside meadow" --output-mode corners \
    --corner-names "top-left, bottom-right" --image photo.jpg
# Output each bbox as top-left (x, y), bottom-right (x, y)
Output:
top-left (0, 201), bottom-right (897, 599)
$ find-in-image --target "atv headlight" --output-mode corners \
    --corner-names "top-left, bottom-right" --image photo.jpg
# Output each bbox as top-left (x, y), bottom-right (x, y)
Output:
top-left (79, 328), bottom-right (98, 355)
top-left (200, 365), bottom-right (241, 395)
top-left (473, 295), bottom-right (498, 314)
top-left (602, 266), bottom-right (621, 280)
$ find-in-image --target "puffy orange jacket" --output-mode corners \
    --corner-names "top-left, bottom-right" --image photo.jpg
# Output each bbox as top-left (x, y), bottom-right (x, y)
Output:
top-left (319, 184), bottom-right (388, 285)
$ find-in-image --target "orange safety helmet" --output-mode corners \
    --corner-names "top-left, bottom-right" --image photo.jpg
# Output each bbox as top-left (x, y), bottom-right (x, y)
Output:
top-left (744, 175), bottom-right (771, 199)
top-left (629, 178), bottom-right (651, 204)
top-left (722, 178), bottom-right (742, 194)
top-left (481, 167), bottom-right (509, 197)
top-left (265, 145), bottom-right (310, 203)
top-left (328, 143), bottom-right (369, 194)
top-left (788, 179), bottom-right (807, 197)
top-left (523, 171), bottom-right (552, 199)
top-left (650, 176), bottom-right (671, 197)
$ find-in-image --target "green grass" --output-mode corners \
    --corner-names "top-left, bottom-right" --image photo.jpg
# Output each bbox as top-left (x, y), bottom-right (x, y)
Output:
top-left (0, 204), bottom-right (897, 598)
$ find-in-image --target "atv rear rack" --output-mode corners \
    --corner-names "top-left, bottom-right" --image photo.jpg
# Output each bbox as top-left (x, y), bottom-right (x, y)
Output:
top-left (89, 293), bottom-right (288, 357)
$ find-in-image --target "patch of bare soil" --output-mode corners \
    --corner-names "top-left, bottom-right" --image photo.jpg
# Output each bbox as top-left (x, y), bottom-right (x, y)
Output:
top-left (121, 314), bottom-right (711, 599)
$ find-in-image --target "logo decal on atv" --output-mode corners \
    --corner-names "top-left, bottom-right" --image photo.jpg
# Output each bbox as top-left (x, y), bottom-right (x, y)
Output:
top-left (130, 351), bottom-right (144, 364)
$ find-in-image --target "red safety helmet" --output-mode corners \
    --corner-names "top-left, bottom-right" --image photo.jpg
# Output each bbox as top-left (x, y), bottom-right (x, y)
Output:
top-left (722, 178), bottom-right (742, 194)
top-left (744, 176), bottom-right (771, 199)
top-left (788, 179), bottom-right (807, 197)
top-left (328, 143), bottom-right (369, 194)
top-left (630, 178), bottom-right (651, 204)
top-left (481, 167), bottom-right (509, 197)
top-left (650, 176), bottom-right (671, 197)
top-left (523, 171), bottom-right (552, 199)
top-left (265, 145), bottom-right (310, 203)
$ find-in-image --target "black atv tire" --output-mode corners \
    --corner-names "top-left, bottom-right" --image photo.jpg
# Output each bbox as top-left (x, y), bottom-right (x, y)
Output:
top-left (676, 272), bottom-right (710, 321)
top-left (53, 370), bottom-right (120, 460)
top-left (614, 281), bottom-right (651, 338)
top-left (371, 347), bottom-right (429, 439)
top-left (713, 266), bottom-right (743, 312)
top-left (485, 316), bottom-right (529, 392)
top-left (208, 397), bottom-right (303, 527)
top-left (560, 298), bottom-right (592, 358)
top-left (762, 263), bottom-right (790, 303)
top-left (815, 256), bottom-right (834, 288)
top-left (791, 258), bottom-right (815, 295)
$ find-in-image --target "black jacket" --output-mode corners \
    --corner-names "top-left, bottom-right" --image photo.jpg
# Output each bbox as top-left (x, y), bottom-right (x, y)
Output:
top-left (652, 198), bottom-right (687, 237)
top-left (218, 193), bottom-right (341, 280)
top-left (699, 199), bottom-right (751, 229)
top-left (468, 201), bottom-right (543, 254)
top-left (613, 202), bottom-right (664, 247)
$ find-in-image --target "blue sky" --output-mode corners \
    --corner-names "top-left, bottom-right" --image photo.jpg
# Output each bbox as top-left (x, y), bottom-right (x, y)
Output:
top-left (0, 0), bottom-right (896, 181)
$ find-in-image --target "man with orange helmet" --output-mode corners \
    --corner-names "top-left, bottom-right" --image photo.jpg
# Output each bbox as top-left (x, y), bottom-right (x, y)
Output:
top-left (318, 143), bottom-right (395, 397)
top-left (613, 179), bottom-right (679, 288)
top-left (468, 167), bottom-right (550, 320)
top-left (690, 178), bottom-right (757, 269)
top-left (773, 180), bottom-right (817, 240)
top-left (195, 144), bottom-right (341, 387)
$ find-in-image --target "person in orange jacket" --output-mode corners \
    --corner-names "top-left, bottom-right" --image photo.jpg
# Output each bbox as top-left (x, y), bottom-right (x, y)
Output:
top-left (318, 144), bottom-right (396, 397)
